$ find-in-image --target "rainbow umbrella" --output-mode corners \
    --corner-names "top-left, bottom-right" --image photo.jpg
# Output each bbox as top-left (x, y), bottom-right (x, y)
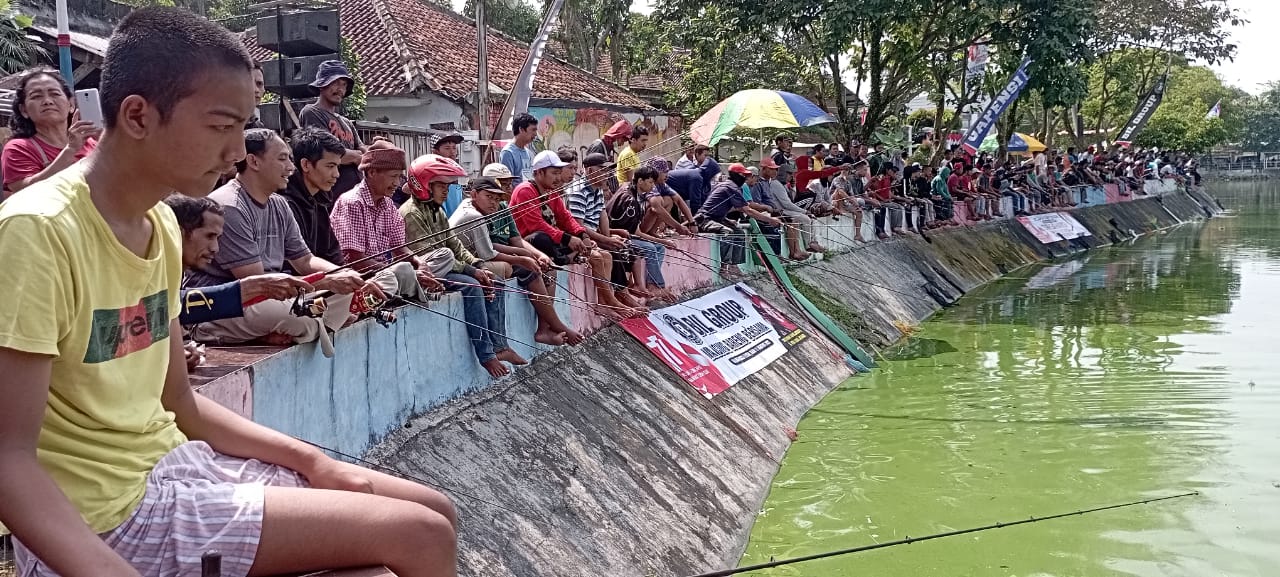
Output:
top-left (690, 89), bottom-right (838, 146)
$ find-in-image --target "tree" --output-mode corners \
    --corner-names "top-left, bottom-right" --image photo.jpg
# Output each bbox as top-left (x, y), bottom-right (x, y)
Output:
top-left (466, 0), bottom-right (540, 44)
top-left (1132, 65), bottom-right (1241, 152)
top-left (553, 0), bottom-right (630, 73)
top-left (0, 0), bottom-right (40, 75)
top-left (1239, 83), bottom-right (1280, 151)
top-left (338, 36), bottom-right (366, 121)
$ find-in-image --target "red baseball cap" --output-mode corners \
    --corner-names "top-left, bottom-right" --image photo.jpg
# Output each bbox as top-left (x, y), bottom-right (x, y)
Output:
top-left (728, 163), bottom-right (752, 176)
top-left (759, 157), bottom-right (779, 169)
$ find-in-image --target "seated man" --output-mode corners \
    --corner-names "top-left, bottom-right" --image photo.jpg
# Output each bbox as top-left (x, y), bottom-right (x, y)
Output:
top-left (638, 157), bottom-right (695, 237)
top-left (0, 9), bottom-right (456, 577)
top-left (186, 128), bottom-right (380, 355)
top-left (566, 150), bottom-right (649, 307)
top-left (693, 163), bottom-right (780, 279)
top-left (329, 138), bottom-right (444, 304)
top-left (166, 194), bottom-right (313, 368)
top-left (758, 157), bottom-right (830, 253)
top-left (607, 165), bottom-right (678, 302)
top-left (666, 154), bottom-right (720, 214)
top-left (401, 153), bottom-right (527, 377)
top-left (513, 150), bottom-right (642, 320)
top-left (280, 126), bottom-right (345, 264)
top-left (451, 176), bottom-right (583, 345)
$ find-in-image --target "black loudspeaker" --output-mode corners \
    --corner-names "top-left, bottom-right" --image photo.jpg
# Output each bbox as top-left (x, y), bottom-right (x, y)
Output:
top-left (257, 99), bottom-right (315, 134)
top-left (256, 10), bottom-right (340, 57)
top-left (260, 55), bottom-right (335, 99)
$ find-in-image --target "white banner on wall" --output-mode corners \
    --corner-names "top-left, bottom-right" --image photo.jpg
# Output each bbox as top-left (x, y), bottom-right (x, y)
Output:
top-left (1017, 212), bottom-right (1093, 244)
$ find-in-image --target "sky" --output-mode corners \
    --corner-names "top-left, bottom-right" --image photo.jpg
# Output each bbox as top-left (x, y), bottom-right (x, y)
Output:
top-left (1211, 0), bottom-right (1277, 93)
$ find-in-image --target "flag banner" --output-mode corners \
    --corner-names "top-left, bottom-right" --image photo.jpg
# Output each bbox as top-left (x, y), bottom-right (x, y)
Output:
top-left (492, 0), bottom-right (565, 135)
top-left (620, 283), bottom-right (808, 399)
top-left (966, 44), bottom-right (990, 86)
top-left (1017, 212), bottom-right (1092, 244)
top-left (960, 56), bottom-right (1033, 155)
top-left (1115, 74), bottom-right (1167, 147)
top-left (1205, 99), bottom-right (1221, 120)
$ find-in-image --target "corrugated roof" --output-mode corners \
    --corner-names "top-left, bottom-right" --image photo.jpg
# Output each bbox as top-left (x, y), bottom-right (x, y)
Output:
top-left (32, 25), bottom-right (109, 57)
top-left (242, 0), bottom-right (652, 110)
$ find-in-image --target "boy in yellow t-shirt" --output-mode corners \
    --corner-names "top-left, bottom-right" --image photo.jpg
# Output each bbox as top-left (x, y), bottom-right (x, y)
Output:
top-left (0, 8), bottom-right (457, 577)
top-left (614, 124), bottom-right (650, 185)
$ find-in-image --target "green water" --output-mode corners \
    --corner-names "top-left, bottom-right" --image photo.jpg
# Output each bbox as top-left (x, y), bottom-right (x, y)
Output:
top-left (743, 182), bottom-right (1280, 577)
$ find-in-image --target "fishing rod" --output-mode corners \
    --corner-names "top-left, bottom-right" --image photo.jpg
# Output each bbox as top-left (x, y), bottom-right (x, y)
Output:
top-left (684, 491), bottom-right (1200, 577)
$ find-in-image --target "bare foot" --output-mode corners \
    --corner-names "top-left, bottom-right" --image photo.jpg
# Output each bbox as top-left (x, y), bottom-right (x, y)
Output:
top-left (495, 348), bottom-right (529, 365)
top-left (561, 328), bottom-right (585, 345)
top-left (481, 358), bottom-right (510, 378)
top-left (627, 283), bottom-right (653, 299)
top-left (534, 328), bottom-right (567, 346)
top-left (591, 303), bottom-right (626, 322)
top-left (807, 242), bottom-right (826, 252)
top-left (616, 290), bottom-right (646, 311)
top-left (261, 332), bottom-right (295, 346)
top-left (791, 250), bottom-right (811, 261)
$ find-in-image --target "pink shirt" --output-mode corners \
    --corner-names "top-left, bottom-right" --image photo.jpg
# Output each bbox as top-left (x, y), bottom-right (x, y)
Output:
top-left (2, 136), bottom-right (96, 192)
top-left (329, 182), bottom-right (407, 263)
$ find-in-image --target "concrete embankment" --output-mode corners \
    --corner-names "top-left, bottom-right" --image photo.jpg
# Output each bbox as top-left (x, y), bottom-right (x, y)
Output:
top-left (192, 184), bottom-right (1217, 577)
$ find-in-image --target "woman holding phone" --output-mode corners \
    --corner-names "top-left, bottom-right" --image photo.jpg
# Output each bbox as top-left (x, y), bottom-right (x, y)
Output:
top-left (2, 67), bottom-right (100, 197)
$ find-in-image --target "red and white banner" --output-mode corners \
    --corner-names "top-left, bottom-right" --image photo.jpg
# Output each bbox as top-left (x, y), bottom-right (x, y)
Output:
top-left (1017, 212), bottom-right (1092, 244)
top-left (620, 283), bottom-right (807, 398)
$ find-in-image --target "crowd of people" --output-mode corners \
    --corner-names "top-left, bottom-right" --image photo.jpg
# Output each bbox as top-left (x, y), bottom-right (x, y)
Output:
top-left (0, 5), bottom-right (1209, 576)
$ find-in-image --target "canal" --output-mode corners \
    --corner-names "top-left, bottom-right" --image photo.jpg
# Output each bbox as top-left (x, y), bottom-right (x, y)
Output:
top-left (742, 181), bottom-right (1280, 576)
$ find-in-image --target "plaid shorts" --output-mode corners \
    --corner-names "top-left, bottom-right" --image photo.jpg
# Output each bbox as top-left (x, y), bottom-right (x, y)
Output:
top-left (15, 441), bottom-right (307, 577)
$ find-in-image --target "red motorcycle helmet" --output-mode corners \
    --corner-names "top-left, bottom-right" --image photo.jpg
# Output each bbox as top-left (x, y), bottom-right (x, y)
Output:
top-left (407, 154), bottom-right (467, 201)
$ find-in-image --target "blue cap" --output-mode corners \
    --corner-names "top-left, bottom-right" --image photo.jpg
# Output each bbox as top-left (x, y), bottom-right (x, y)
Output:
top-left (310, 60), bottom-right (355, 97)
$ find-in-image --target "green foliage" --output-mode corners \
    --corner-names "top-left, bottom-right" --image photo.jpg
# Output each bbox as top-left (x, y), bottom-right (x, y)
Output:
top-left (338, 36), bottom-right (366, 121)
top-left (208, 0), bottom-right (253, 32)
top-left (906, 108), bottom-right (954, 129)
top-left (0, 0), bottom-right (41, 75)
top-left (466, 0), bottom-right (540, 44)
top-left (1239, 83), bottom-right (1280, 151)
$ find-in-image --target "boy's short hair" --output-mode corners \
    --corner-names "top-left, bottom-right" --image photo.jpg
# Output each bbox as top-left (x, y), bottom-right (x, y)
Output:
top-left (291, 126), bottom-right (346, 168)
top-left (100, 7), bottom-right (253, 129)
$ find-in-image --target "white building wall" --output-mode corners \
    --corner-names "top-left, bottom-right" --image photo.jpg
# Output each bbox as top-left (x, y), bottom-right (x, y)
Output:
top-left (365, 96), bottom-right (466, 129)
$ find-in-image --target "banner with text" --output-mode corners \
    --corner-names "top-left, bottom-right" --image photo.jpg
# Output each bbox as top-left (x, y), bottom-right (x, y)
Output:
top-left (620, 283), bottom-right (808, 399)
top-left (960, 56), bottom-right (1033, 155)
top-left (1114, 73), bottom-right (1167, 147)
top-left (1017, 212), bottom-right (1092, 244)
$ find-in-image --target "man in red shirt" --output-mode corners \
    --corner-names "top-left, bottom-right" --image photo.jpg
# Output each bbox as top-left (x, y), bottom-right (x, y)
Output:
top-left (868, 165), bottom-right (910, 236)
top-left (511, 150), bottom-right (642, 320)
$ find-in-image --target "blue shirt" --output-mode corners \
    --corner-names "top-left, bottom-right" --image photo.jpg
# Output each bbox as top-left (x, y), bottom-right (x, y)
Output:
top-left (667, 159), bottom-right (720, 213)
top-left (443, 183), bottom-right (464, 217)
top-left (697, 180), bottom-right (747, 221)
top-left (501, 142), bottom-right (533, 184)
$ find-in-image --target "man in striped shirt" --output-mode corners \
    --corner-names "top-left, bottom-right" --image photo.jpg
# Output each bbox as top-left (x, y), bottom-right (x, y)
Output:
top-left (567, 152), bottom-right (609, 230)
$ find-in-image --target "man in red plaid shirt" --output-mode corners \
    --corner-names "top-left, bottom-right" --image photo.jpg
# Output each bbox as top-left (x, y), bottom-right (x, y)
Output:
top-left (330, 138), bottom-right (444, 297)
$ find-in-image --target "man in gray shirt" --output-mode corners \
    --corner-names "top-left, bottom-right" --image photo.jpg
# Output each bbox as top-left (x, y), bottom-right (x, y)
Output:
top-left (759, 157), bottom-right (826, 255)
top-left (186, 129), bottom-right (372, 353)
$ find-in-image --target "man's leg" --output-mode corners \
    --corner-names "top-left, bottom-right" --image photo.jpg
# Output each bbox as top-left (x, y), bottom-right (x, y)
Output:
top-left (479, 264), bottom-right (526, 366)
top-left (586, 248), bottom-right (636, 320)
top-left (629, 238), bottom-right (672, 301)
top-left (441, 272), bottom-right (507, 378)
top-left (518, 266), bottom-right (582, 346)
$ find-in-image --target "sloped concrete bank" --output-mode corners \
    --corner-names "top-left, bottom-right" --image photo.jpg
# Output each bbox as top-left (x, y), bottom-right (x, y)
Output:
top-left (362, 189), bottom-right (1218, 577)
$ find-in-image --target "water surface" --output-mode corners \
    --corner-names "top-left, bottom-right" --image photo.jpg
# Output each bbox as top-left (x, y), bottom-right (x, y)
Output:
top-left (743, 181), bottom-right (1280, 576)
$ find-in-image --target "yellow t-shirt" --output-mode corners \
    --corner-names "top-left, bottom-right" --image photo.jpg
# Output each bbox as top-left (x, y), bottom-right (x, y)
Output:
top-left (616, 145), bottom-right (639, 185)
top-left (0, 164), bottom-right (186, 533)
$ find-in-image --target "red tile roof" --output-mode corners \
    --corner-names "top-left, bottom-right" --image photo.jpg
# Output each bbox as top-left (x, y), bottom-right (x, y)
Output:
top-left (243, 0), bottom-right (653, 110)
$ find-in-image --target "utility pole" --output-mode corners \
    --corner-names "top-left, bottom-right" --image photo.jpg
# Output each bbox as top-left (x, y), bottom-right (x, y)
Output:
top-left (475, 0), bottom-right (490, 140)
top-left (55, 0), bottom-right (73, 86)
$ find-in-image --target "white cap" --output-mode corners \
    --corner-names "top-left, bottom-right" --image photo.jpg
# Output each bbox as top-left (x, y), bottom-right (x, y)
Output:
top-left (482, 163), bottom-right (514, 179)
top-left (531, 150), bottom-right (568, 172)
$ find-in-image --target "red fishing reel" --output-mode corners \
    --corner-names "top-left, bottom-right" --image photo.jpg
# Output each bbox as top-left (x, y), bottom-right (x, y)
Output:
top-left (350, 286), bottom-right (397, 327)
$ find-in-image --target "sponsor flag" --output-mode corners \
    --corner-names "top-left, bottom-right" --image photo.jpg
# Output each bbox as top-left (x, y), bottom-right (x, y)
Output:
top-left (960, 56), bottom-right (1034, 155)
top-left (1205, 99), bottom-right (1221, 119)
top-left (1114, 73), bottom-right (1167, 147)
top-left (966, 44), bottom-right (990, 86)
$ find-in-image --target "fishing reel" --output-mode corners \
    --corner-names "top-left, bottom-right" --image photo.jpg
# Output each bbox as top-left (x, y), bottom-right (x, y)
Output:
top-left (350, 287), bottom-right (398, 327)
top-left (290, 291), bottom-right (327, 318)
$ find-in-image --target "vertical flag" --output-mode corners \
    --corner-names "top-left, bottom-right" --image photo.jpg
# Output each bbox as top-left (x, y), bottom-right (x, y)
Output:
top-left (1205, 99), bottom-right (1221, 119)
top-left (960, 56), bottom-right (1034, 155)
top-left (492, 0), bottom-right (566, 137)
top-left (965, 44), bottom-right (990, 87)
top-left (1114, 73), bottom-right (1167, 147)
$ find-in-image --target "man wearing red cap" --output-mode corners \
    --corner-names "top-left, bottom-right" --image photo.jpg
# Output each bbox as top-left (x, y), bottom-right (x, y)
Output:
top-left (693, 163), bottom-right (780, 279)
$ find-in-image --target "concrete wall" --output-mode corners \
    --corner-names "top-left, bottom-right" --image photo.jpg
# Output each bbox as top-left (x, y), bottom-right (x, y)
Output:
top-left (192, 180), bottom-right (1218, 577)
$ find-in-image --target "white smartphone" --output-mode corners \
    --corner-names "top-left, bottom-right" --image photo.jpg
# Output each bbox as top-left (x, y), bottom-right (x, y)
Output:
top-left (74, 89), bottom-right (104, 129)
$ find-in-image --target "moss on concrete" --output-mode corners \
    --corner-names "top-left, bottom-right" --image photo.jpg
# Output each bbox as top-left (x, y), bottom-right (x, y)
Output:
top-left (790, 277), bottom-right (882, 346)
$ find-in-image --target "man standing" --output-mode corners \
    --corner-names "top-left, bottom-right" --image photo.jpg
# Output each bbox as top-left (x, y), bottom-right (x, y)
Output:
top-left (299, 60), bottom-right (367, 199)
top-left (452, 177), bottom-right (583, 346)
top-left (666, 154), bottom-right (720, 214)
top-left (0, 9), bottom-right (457, 576)
top-left (615, 124), bottom-right (650, 185)
top-left (431, 131), bottom-right (467, 216)
top-left (770, 133), bottom-right (797, 187)
top-left (186, 129), bottom-right (375, 352)
top-left (246, 63), bottom-right (267, 129)
top-left (401, 154), bottom-right (526, 377)
top-left (501, 112), bottom-right (538, 185)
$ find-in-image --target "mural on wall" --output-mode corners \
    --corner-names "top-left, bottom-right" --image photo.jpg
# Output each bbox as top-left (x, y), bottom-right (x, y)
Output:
top-left (527, 107), bottom-right (685, 159)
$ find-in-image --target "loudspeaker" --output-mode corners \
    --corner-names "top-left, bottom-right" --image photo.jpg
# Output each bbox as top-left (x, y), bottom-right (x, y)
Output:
top-left (257, 99), bottom-right (315, 134)
top-left (256, 10), bottom-right (340, 57)
top-left (260, 55), bottom-right (335, 99)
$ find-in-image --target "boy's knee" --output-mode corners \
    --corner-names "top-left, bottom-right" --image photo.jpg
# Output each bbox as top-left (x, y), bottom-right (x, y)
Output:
top-left (388, 504), bottom-right (457, 561)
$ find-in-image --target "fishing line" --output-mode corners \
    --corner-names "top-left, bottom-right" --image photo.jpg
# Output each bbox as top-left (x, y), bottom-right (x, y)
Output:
top-left (684, 491), bottom-right (1201, 577)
